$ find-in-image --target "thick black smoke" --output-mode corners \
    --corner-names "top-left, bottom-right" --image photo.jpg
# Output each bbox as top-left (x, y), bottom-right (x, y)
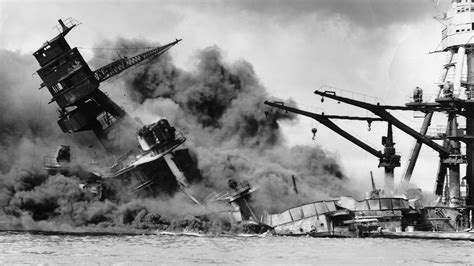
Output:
top-left (99, 39), bottom-right (352, 214)
top-left (125, 45), bottom-right (294, 148)
top-left (0, 40), bottom-right (352, 233)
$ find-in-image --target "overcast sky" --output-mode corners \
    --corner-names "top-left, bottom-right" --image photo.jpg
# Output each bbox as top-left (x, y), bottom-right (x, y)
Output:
top-left (0, 0), bottom-right (455, 192)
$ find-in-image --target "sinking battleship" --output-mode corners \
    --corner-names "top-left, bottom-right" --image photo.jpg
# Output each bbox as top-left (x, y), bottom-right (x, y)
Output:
top-left (264, 0), bottom-right (474, 240)
top-left (32, 18), bottom-right (267, 231)
top-left (33, 18), bottom-right (202, 202)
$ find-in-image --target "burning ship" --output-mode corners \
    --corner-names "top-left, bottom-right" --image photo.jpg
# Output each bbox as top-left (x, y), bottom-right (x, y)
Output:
top-left (33, 18), bottom-right (202, 202)
top-left (264, 0), bottom-right (474, 240)
top-left (31, 18), bottom-right (269, 232)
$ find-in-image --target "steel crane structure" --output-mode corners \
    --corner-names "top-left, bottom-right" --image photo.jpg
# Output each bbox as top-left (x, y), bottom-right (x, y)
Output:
top-left (264, 101), bottom-right (400, 191)
top-left (267, 84), bottom-right (470, 207)
top-left (93, 39), bottom-right (181, 84)
top-left (312, 89), bottom-right (472, 206)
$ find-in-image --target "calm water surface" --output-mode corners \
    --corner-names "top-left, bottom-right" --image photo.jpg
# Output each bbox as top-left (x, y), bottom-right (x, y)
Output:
top-left (0, 232), bottom-right (473, 264)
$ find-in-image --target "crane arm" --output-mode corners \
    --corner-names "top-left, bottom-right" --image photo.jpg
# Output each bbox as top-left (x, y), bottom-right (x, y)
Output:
top-left (314, 90), bottom-right (450, 157)
top-left (264, 101), bottom-right (384, 158)
top-left (93, 39), bottom-right (182, 83)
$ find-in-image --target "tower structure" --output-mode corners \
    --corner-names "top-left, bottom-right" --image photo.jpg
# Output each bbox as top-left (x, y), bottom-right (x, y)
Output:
top-left (403, 0), bottom-right (474, 207)
top-left (444, 0), bottom-right (474, 207)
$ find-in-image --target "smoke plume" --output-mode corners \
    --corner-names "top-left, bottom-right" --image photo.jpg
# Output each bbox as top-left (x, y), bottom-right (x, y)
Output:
top-left (99, 39), bottom-right (352, 214)
top-left (0, 40), bottom-right (353, 233)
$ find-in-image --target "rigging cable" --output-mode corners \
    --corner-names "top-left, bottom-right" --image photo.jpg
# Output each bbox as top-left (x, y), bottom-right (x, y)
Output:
top-left (78, 46), bottom-right (156, 50)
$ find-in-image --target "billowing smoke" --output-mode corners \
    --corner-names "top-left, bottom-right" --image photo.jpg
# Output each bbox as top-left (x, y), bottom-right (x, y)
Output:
top-left (0, 50), bottom-right (56, 172)
top-left (1, 171), bottom-right (226, 232)
top-left (0, 39), bottom-right (353, 233)
top-left (128, 45), bottom-right (294, 148)
top-left (97, 39), bottom-right (352, 214)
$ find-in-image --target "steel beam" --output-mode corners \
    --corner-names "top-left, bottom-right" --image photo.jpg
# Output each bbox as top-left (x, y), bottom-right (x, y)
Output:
top-left (314, 90), bottom-right (450, 157)
top-left (264, 101), bottom-right (383, 158)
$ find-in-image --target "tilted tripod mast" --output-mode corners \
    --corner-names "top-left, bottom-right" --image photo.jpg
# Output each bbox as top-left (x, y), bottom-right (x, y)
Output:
top-left (34, 19), bottom-right (181, 154)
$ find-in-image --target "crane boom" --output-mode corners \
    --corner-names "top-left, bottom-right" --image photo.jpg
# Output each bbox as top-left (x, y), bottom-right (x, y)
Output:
top-left (93, 39), bottom-right (182, 83)
top-left (265, 100), bottom-right (400, 191)
top-left (264, 101), bottom-right (384, 158)
top-left (314, 90), bottom-right (450, 157)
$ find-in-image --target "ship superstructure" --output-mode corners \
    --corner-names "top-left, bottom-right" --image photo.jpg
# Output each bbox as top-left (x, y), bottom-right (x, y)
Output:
top-left (34, 19), bottom-right (201, 200)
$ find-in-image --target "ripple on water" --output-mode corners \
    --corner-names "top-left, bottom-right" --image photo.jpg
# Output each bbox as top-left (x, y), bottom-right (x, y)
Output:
top-left (0, 232), bottom-right (473, 264)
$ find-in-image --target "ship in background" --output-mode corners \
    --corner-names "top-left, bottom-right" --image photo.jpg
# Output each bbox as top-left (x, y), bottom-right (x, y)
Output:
top-left (33, 18), bottom-right (202, 202)
top-left (264, 0), bottom-right (474, 239)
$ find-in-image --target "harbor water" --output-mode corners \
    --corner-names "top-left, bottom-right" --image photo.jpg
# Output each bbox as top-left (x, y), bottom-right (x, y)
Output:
top-left (0, 232), bottom-right (473, 264)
